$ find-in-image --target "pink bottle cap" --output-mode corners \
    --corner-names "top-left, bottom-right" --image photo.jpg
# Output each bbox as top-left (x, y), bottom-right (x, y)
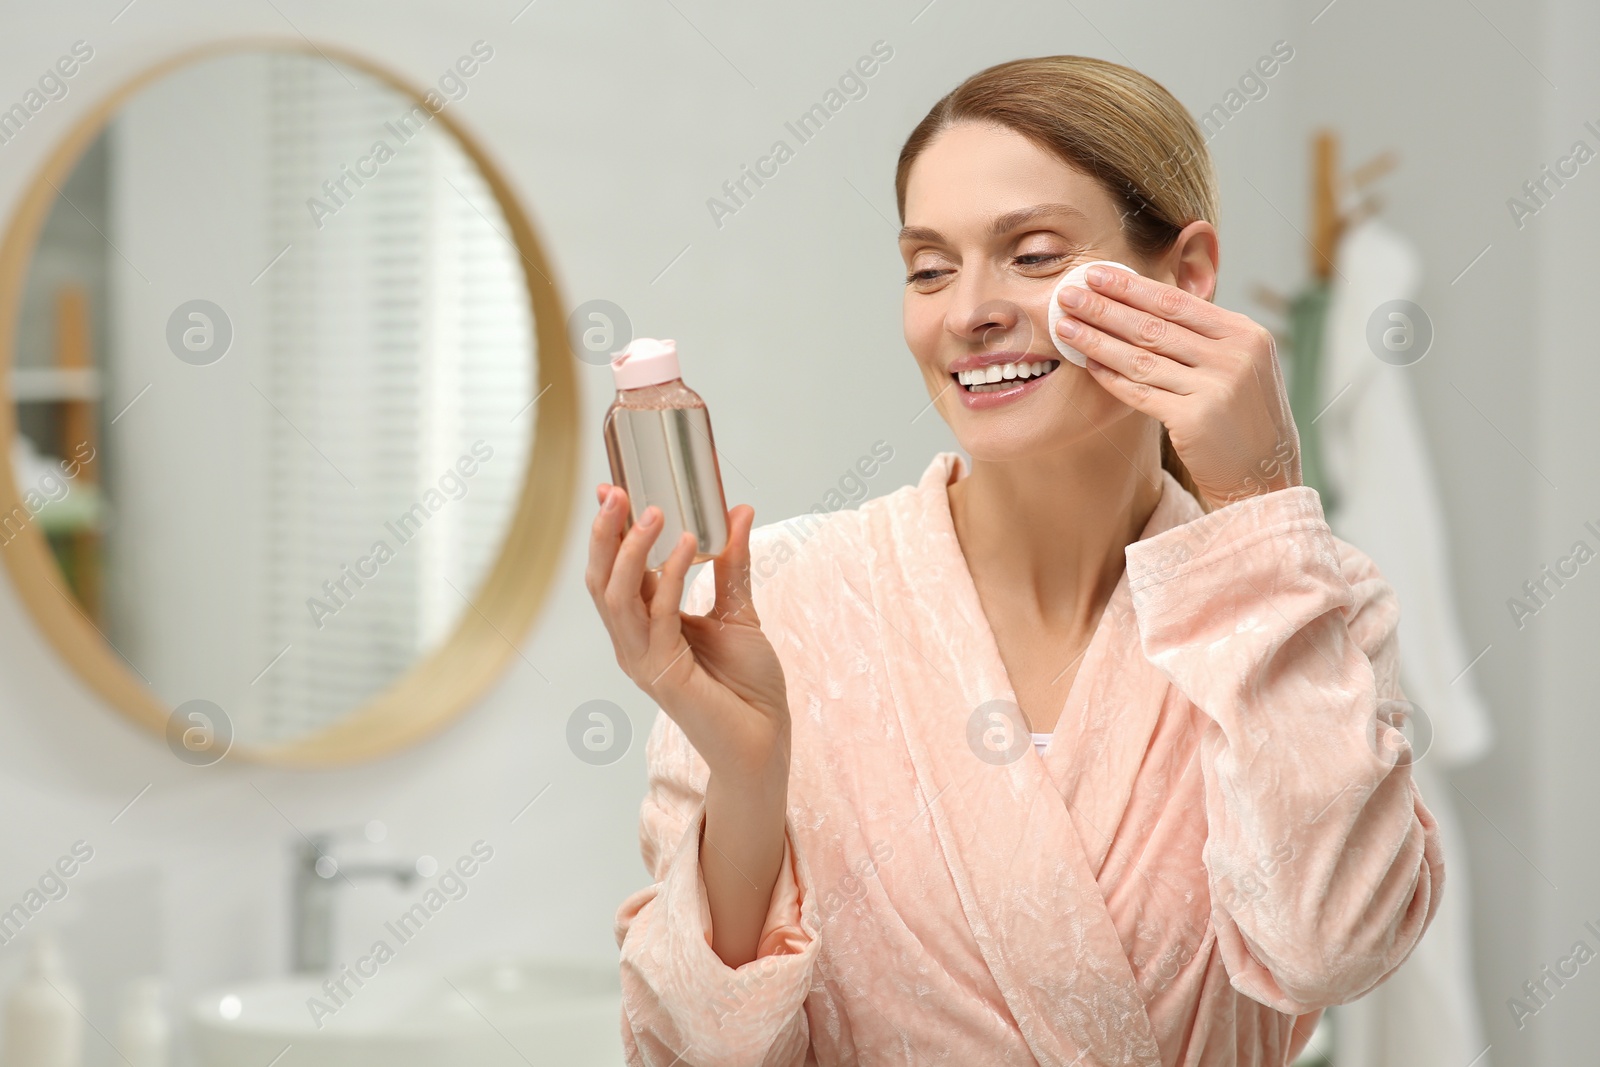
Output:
top-left (611, 338), bottom-right (682, 390)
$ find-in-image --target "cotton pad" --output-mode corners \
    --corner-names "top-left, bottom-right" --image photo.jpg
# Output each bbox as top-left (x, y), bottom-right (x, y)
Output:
top-left (1048, 259), bottom-right (1138, 368)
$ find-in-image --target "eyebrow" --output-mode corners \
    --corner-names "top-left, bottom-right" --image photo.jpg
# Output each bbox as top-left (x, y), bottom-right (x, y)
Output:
top-left (897, 201), bottom-right (1090, 245)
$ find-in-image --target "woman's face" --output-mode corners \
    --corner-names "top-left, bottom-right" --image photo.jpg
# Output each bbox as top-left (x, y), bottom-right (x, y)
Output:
top-left (899, 121), bottom-right (1190, 463)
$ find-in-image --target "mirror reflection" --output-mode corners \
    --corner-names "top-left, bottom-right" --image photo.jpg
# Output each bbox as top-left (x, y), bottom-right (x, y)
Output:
top-left (11, 50), bottom-right (537, 747)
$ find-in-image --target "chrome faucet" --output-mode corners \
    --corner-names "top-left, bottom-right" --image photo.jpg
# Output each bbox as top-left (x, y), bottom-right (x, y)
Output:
top-left (291, 821), bottom-right (436, 973)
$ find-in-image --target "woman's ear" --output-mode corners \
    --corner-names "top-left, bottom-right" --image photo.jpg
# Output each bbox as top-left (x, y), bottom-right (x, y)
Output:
top-left (1166, 219), bottom-right (1220, 302)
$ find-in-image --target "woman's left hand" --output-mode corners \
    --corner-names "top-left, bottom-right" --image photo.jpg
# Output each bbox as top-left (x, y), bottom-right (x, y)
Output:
top-left (1054, 265), bottom-right (1302, 510)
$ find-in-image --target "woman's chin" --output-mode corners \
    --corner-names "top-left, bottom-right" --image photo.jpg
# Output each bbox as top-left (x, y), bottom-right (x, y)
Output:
top-left (944, 381), bottom-right (1132, 460)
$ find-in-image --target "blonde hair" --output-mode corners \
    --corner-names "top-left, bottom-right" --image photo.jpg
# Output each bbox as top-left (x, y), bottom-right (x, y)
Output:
top-left (895, 55), bottom-right (1218, 504)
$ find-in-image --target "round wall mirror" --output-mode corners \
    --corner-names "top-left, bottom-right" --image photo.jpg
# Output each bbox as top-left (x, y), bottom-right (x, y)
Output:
top-left (0, 41), bottom-right (577, 766)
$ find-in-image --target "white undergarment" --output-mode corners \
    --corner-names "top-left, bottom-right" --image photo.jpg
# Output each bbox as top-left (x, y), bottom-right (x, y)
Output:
top-left (1031, 731), bottom-right (1052, 756)
top-left (1048, 259), bottom-right (1139, 367)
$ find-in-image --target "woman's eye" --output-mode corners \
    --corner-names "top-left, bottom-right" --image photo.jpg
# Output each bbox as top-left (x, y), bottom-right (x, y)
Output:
top-left (905, 251), bottom-right (1067, 285)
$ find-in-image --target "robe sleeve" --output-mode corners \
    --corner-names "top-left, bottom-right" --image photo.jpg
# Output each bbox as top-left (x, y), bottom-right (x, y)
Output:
top-left (613, 564), bottom-right (821, 1067)
top-left (1123, 484), bottom-right (1445, 1014)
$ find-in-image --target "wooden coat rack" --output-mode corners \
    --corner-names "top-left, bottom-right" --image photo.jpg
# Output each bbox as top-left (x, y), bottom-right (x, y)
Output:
top-left (1249, 129), bottom-right (1400, 508)
top-left (1254, 128), bottom-right (1398, 312)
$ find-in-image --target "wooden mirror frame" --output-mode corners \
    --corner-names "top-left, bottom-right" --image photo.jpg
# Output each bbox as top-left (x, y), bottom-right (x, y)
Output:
top-left (0, 39), bottom-right (577, 766)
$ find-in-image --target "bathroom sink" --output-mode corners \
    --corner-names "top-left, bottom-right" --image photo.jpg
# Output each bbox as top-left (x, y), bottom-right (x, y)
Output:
top-left (190, 957), bottom-right (624, 1066)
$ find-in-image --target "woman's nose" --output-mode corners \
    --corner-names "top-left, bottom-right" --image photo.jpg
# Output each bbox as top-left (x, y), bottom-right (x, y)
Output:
top-left (948, 290), bottom-right (1036, 353)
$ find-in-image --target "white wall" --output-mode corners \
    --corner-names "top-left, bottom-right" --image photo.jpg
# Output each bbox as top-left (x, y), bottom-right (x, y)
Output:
top-left (5, 0), bottom-right (1586, 1063)
top-left (1533, 2), bottom-right (1600, 1064)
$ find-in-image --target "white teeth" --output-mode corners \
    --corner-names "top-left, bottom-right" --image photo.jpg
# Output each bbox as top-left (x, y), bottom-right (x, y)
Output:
top-left (954, 360), bottom-right (1060, 387)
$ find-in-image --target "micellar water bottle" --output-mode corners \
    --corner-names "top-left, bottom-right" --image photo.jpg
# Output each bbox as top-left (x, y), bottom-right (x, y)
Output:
top-left (602, 338), bottom-right (729, 571)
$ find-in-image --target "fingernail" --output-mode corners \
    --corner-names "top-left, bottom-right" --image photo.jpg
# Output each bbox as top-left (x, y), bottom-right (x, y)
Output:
top-left (642, 505), bottom-right (660, 524)
top-left (1056, 317), bottom-right (1080, 338)
top-left (1060, 285), bottom-right (1086, 307)
top-left (602, 489), bottom-right (618, 512)
top-left (1086, 266), bottom-right (1108, 286)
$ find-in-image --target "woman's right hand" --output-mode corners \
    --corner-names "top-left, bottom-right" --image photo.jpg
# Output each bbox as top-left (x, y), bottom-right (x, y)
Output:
top-left (586, 484), bottom-right (791, 785)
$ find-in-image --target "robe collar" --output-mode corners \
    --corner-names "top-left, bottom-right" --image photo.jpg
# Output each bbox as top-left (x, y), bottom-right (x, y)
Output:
top-left (860, 450), bottom-right (1203, 1066)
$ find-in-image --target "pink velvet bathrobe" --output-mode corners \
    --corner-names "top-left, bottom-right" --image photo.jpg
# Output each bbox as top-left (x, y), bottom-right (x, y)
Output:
top-left (615, 451), bottom-right (1444, 1067)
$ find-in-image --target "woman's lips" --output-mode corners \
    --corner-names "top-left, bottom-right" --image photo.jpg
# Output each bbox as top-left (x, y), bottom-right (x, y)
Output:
top-left (949, 359), bottom-right (1062, 410)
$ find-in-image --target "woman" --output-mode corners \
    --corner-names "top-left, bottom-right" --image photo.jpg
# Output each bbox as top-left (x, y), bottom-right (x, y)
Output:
top-left (592, 55), bottom-right (1442, 1067)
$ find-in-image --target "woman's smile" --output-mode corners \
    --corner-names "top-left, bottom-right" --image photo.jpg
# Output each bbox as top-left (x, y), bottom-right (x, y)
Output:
top-left (947, 351), bottom-right (1063, 408)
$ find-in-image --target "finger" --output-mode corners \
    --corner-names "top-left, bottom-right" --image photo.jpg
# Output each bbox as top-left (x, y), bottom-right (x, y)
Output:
top-left (585, 484), bottom-right (627, 611)
top-left (586, 486), bottom-right (637, 663)
top-left (646, 530), bottom-right (699, 681)
top-left (638, 516), bottom-right (664, 603)
top-left (1084, 265), bottom-right (1234, 341)
top-left (711, 504), bottom-right (759, 626)
top-left (1056, 315), bottom-right (1193, 396)
top-left (1057, 280), bottom-right (1206, 367)
top-left (604, 503), bottom-right (664, 663)
top-left (1083, 355), bottom-right (1180, 425)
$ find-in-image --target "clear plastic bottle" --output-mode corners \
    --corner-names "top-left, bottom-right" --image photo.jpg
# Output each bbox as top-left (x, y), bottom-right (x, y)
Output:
top-left (602, 338), bottom-right (729, 571)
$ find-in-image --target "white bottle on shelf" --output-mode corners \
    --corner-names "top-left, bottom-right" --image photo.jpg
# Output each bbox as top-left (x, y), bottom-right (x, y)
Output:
top-left (1, 934), bottom-right (84, 1067)
top-left (115, 978), bottom-right (169, 1067)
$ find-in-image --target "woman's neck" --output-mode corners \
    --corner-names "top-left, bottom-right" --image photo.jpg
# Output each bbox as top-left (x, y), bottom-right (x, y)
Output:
top-left (947, 432), bottom-right (1165, 631)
